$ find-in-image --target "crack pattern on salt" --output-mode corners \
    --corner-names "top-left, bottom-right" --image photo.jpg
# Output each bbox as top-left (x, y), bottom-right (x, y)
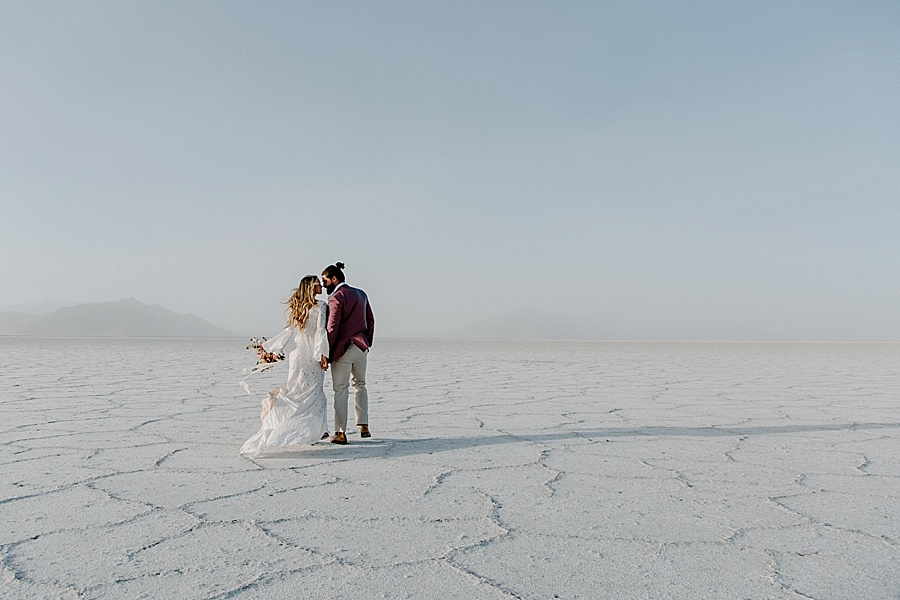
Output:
top-left (1, 338), bottom-right (899, 598)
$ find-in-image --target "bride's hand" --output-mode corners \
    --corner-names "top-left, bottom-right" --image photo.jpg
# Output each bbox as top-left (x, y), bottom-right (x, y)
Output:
top-left (319, 355), bottom-right (329, 371)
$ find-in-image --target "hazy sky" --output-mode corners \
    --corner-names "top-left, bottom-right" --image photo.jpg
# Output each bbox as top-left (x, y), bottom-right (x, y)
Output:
top-left (2, 1), bottom-right (898, 339)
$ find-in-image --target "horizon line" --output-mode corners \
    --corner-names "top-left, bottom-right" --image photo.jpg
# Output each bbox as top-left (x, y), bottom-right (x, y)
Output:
top-left (1, 334), bottom-right (898, 344)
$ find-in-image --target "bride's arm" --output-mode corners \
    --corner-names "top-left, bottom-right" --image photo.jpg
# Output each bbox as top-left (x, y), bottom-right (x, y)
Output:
top-left (262, 326), bottom-right (294, 354)
top-left (313, 302), bottom-right (329, 364)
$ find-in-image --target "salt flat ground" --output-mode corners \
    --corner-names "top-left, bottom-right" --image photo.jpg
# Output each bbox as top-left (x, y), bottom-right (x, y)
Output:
top-left (0, 338), bottom-right (898, 600)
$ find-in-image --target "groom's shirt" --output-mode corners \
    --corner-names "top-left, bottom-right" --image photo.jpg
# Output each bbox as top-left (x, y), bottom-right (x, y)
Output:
top-left (326, 284), bottom-right (375, 362)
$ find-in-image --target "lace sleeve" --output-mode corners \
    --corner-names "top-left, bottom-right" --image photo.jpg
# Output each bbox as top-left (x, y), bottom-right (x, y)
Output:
top-left (313, 302), bottom-right (329, 360)
top-left (262, 326), bottom-right (294, 354)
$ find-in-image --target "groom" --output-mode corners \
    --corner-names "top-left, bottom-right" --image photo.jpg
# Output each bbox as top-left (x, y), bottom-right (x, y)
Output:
top-left (321, 262), bottom-right (375, 445)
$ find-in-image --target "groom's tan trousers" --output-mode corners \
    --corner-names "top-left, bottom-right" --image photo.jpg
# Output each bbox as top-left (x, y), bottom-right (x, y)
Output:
top-left (331, 344), bottom-right (368, 432)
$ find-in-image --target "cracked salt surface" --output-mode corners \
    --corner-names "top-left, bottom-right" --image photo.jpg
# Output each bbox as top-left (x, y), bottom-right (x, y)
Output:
top-left (1, 338), bottom-right (899, 599)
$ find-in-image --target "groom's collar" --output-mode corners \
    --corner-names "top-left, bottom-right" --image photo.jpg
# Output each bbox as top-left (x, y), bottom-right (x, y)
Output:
top-left (329, 282), bottom-right (347, 296)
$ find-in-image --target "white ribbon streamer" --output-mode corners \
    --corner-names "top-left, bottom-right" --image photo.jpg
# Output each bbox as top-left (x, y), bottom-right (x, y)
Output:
top-left (238, 360), bottom-right (281, 396)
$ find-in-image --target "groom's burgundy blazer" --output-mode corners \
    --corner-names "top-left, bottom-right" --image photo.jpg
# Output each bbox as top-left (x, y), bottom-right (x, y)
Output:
top-left (326, 284), bottom-right (375, 362)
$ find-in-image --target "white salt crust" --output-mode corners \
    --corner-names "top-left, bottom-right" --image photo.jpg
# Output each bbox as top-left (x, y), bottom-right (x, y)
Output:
top-left (1, 338), bottom-right (898, 599)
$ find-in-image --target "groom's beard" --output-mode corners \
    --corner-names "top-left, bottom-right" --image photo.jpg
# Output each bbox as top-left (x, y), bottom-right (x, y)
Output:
top-left (325, 284), bottom-right (336, 295)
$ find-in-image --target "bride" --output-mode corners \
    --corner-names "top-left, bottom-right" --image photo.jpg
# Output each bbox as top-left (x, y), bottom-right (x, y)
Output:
top-left (240, 275), bottom-right (329, 457)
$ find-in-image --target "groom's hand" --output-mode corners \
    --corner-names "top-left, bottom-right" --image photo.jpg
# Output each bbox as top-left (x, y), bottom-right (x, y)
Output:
top-left (320, 355), bottom-right (329, 371)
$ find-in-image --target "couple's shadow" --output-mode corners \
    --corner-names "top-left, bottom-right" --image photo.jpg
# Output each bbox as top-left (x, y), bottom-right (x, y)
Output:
top-left (261, 421), bottom-right (900, 461)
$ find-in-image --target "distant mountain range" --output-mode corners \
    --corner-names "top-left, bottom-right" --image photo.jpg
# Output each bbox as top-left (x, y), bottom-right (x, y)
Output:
top-left (0, 298), bottom-right (235, 337)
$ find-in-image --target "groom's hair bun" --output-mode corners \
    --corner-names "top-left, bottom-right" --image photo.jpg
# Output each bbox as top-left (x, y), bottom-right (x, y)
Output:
top-left (322, 262), bottom-right (347, 283)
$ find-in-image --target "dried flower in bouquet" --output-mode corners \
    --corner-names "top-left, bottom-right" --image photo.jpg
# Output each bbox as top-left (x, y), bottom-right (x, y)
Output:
top-left (246, 337), bottom-right (284, 364)
top-left (240, 338), bottom-right (285, 396)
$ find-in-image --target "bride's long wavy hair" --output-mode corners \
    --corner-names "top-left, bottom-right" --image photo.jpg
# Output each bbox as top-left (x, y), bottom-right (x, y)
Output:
top-left (284, 275), bottom-right (320, 330)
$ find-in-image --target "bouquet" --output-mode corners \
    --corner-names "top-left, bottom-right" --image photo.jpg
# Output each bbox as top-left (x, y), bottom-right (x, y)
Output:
top-left (240, 338), bottom-right (284, 395)
top-left (246, 337), bottom-right (284, 364)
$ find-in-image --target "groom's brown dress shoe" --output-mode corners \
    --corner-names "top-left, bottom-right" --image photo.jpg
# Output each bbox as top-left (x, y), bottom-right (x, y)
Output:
top-left (330, 432), bottom-right (348, 445)
top-left (359, 425), bottom-right (371, 438)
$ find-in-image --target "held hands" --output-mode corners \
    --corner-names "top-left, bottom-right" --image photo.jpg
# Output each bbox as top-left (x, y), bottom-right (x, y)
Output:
top-left (320, 355), bottom-right (329, 371)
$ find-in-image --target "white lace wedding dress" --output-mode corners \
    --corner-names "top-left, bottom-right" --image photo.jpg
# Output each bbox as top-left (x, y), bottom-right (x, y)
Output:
top-left (240, 301), bottom-right (329, 457)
